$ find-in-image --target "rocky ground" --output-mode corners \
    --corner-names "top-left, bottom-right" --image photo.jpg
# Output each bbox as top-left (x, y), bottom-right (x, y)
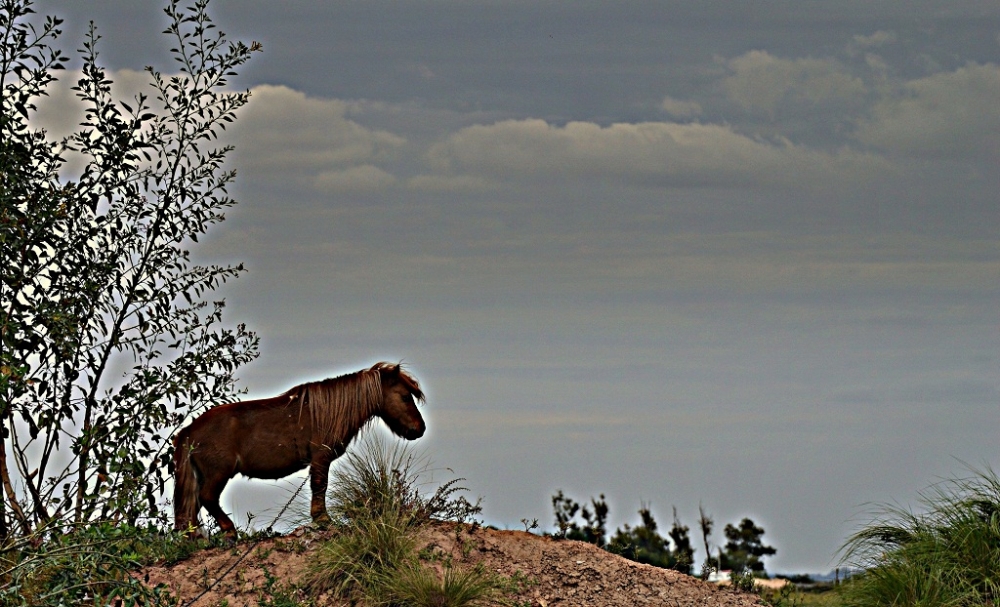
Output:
top-left (143, 521), bottom-right (766, 607)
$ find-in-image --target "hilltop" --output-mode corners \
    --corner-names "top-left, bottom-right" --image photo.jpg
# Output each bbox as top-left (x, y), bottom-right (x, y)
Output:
top-left (144, 521), bottom-right (766, 607)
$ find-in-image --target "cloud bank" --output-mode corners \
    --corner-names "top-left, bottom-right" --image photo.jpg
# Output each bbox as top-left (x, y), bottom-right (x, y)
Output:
top-left (422, 118), bottom-right (888, 189)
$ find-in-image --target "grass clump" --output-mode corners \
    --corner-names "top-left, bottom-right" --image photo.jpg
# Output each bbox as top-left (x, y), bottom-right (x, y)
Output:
top-left (303, 435), bottom-right (498, 606)
top-left (326, 435), bottom-right (483, 527)
top-left (303, 505), bottom-right (417, 599)
top-left (840, 464), bottom-right (1000, 607)
top-left (390, 563), bottom-right (499, 607)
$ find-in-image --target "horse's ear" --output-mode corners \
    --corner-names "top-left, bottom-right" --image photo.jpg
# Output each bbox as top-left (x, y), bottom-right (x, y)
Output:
top-left (392, 363), bottom-right (401, 374)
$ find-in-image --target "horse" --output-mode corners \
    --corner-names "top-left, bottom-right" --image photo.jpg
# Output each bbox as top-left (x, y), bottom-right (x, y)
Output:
top-left (172, 362), bottom-right (425, 537)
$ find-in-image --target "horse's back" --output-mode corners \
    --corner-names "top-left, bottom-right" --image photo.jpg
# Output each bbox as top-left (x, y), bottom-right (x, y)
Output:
top-left (184, 395), bottom-right (314, 480)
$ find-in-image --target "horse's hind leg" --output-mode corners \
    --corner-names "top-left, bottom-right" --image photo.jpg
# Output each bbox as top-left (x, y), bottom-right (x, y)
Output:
top-left (198, 472), bottom-right (237, 538)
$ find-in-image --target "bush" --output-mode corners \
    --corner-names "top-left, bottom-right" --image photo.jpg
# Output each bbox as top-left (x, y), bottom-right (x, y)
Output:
top-left (0, 522), bottom-right (191, 605)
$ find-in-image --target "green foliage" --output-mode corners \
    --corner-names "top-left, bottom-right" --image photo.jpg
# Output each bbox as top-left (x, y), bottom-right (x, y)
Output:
top-left (1, 0), bottom-right (258, 602)
top-left (1, 0), bottom-right (259, 539)
top-left (721, 518), bottom-right (776, 573)
top-left (0, 522), bottom-right (194, 605)
top-left (839, 465), bottom-right (1000, 607)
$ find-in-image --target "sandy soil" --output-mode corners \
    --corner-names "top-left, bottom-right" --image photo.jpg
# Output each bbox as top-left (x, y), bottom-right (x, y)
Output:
top-left (142, 522), bottom-right (766, 607)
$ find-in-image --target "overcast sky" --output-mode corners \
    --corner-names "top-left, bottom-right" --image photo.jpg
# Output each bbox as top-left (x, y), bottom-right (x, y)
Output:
top-left (39, 0), bottom-right (999, 573)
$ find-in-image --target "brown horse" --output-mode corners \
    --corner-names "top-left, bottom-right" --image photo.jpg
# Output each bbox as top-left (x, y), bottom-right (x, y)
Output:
top-left (172, 362), bottom-right (425, 537)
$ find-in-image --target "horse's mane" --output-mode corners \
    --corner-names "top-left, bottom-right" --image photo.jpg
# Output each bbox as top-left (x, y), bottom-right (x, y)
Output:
top-left (285, 362), bottom-right (422, 449)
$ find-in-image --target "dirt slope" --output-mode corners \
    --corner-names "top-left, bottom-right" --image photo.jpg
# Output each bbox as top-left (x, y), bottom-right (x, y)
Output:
top-left (143, 522), bottom-right (765, 607)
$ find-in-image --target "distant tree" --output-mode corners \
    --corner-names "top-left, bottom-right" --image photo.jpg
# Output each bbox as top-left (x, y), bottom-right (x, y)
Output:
top-left (1, 0), bottom-right (260, 539)
top-left (721, 517), bottom-right (776, 573)
top-left (550, 491), bottom-right (705, 575)
top-left (698, 503), bottom-right (717, 575)
top-left (669, 506), bottom-right (695, 575)
top-left (551, 489), bottom-right (608, 546)
top-left (607, 503), bottom-right (675, 570)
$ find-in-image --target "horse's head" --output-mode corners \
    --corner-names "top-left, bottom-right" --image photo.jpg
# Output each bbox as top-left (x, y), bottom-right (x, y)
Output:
top-left (377, 363), bottom-right (426, 440)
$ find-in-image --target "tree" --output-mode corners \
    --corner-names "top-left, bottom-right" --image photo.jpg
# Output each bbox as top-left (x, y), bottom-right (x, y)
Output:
top-left (607, 503), bottom-right (692, 573)
top-left (1, 0), bottom-right (260, 539)
top-left (698, 503), bottom-right (717, 574)
top-left (668, 506), bottom-right (695, 575)
top-left (721, 517), bottom-right (776, 573)
top-left (552, 490), bottom-right (695, 574)
top-left (551, 489), bottom-right (608, 546)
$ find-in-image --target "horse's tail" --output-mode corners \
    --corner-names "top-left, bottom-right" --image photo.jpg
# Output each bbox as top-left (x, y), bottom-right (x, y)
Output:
top-left (172, 428), bottom-right (201, 534)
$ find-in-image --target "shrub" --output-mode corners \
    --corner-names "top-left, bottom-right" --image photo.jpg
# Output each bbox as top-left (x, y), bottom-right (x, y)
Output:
top-left (0, 522), bottom-right (188, 606)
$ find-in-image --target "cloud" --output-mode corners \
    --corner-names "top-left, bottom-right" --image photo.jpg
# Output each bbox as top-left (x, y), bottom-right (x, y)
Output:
top-left (723, 50), bottom-right (867, 116)
top-left (855, 63), bottom-right (1000, 159)
top-left (424, 118), bottom-right (889, 189)
top-left (405, 174), bottom-right (494, 192)
top-left (314, 165), bottom-right (397, 193)
top-left (232, 85), bottom-right (405, 191)
top-left (847, 30), bottom-right (897, 55)
top-left (660, 96), bottom-right (702, 119)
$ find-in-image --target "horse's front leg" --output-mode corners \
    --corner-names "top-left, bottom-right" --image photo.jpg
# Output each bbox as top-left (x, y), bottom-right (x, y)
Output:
top-left (309, 450), bottom-right (335, 525)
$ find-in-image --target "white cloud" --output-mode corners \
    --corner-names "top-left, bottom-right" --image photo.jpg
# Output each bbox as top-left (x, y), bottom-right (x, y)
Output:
top-left (723, 50), bottom-right (867, 116)
top-left (314, 165), bottom-right (397, 193)
top-left (406, 174), bottom-right (494, 192)
top-left (659, 96), bottom-right (702, 119)
top-left (232, 85), bottom-right (405, 191)
top-left (855, 63), bottom-right (1000, 159)
top-left (424, 118), bottom-right (889, 189)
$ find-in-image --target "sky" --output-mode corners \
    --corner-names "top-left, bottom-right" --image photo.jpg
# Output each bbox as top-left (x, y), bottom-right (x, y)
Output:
top-left (36, 0), bottom-right (999, 573)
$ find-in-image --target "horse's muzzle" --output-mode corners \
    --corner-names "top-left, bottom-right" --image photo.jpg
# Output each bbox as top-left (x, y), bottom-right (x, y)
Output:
top-left (405, 425), bottom-right (426, 440)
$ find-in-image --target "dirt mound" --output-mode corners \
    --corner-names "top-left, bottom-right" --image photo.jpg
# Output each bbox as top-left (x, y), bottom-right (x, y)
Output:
top-left (143, 522), bottom-right (765, 606)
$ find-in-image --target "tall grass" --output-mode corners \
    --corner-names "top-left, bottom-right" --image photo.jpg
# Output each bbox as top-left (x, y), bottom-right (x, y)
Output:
top-left (302, 435), bottom-right (496, 606)
top-left (303, 505), bottom-right (417, 599)
top-left (840, 465), bottom-right (1000, 607)
top-left (326, 435), bottom-right (482, 527)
